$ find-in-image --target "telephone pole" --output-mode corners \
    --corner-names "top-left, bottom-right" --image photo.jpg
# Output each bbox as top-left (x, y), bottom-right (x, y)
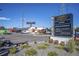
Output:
top-left (60, 3), bottom-right (65, 15)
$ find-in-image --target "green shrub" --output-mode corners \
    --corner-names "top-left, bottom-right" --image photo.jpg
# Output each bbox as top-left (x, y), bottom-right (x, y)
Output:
top-left (43, 43), bottom-right (49, 46)
top-left (25, 48), bottom-right (37, 56)
top-left (34, 41), bottom-right (37, 44)
top-left (47, 51), bottom-right (58, 56)
top-left (9, 47), bottom-right (17, 54)
top-left (76, 47), bottom-right (79, 51)
top-left (66, 39), bottom-right (75, 53)
top-left (54, 40), bottom-right (59, 45)
top-left (37, 43), bottom-right (49, 49)
top-left (0, 41), bottom-right (4, 47)
top-left (48, 39), bottom-right (53, 43)
top-left (75, 40), bottom-right (79, 46)
top-left (21, 44), bottom-right (31, 49)
top-left (55, 45), bottom-right (64, 49)
top-left (60, 41), bottom-right (65, 46)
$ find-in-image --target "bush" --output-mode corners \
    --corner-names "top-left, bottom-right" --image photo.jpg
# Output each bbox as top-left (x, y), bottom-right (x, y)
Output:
top-left (37, 43), bottom-right (49, 49)
top-left (47, 51), bottom-right (58, 56)
top-left (60, 41), bottom-right (65, 46)
top-left (37, 45), bottom-right (47, 49)
top-left (9, 47), bottom-right (17, 54)
top-left (43, 43), bottom-right (49, 46)
top-left (76, 47), bottom-right (79, 51)
top-left (0, 41), bottom-right (4, 47)
top-left (34, 41), bottom-right (37, 44)
top-left (75, 40), bottom-right (79, 46)
top-left (21, 44), bottom-right (31, 49)
top-left (66, 39), bottom-right (75, 53)
top-left (54, 40), bottom-right (59, 45)
top-left (48, 39), bottom-right (53, 43)
top-left (25, 48), bottom-right (37, 56)
top-left (55, 45), bottom-right (64, 49)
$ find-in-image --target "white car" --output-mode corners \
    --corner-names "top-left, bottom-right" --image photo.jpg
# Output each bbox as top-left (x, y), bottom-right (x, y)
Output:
top-left (21, 30), bottom-right (29, 34)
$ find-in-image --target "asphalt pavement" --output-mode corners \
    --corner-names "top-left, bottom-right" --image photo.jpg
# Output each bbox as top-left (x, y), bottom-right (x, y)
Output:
top-left (1, 33), bottom-right (50, 43)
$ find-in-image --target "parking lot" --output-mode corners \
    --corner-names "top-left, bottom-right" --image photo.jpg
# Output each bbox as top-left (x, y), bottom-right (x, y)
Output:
top-left (1, 33), bottom-right (50, 44)
top-left (0, 33), bottom-right (79, 56)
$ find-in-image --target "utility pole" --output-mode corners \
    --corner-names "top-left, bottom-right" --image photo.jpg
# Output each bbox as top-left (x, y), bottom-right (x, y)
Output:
top-left (21, 10), bottom-right (25, 29)
top-left (60, 3), bottom-right (65, 15)
top-left (0, 9), bottom-right (2, 26)
top-left (22, 16), bottom-right (24, 29)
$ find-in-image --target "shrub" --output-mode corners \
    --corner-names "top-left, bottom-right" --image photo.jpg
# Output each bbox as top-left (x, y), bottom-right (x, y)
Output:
top-left (9, 47), bottom-right (17, 54)
top-left (48, 39), bottom-right (53, 43)
top-left (37, 45), bottom-right (47, 49)
top-left (47, 51), bottom-right (58, 56)
top-left (34, 41), bottom-right (37, 44)
top-left (37, 43), bottom-right (49, 49)
top-left (75, 40), bottom-right (79, 46)
top-left (55, 45), bottom-right (64, 49)
top-left (45, 40), bottom-right (47, 42)
top-left (43, 43), bottom-right (49, 46)
top-left (66, 39), bottom-right (75, 53)
top-left (21, 44), bottom-right (31, 49)
top-left (25, 48), bottom-right (37, 56)
top-left (60, 41), bottom-right (65, 46)
top-left (0, 41), bottom-right (4, 47)
top-left (76, 47), bottom-right (79, 51)
top-left (54, 40), bottom-right (59, 45)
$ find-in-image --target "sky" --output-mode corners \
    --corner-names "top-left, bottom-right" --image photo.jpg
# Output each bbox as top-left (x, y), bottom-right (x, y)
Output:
top-left (0, 3), bottom-right (79, 28)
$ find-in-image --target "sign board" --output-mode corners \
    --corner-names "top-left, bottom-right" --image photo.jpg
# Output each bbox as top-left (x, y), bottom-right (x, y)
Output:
top-left (53, 14), bottom-right (73, 37)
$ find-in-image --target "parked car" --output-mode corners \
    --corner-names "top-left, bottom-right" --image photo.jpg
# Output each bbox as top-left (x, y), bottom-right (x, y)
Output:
top-left (21, 30), bottom-right (29, 34)
top-left (15, 29), bottom-right (22, 33)
top-left (3, 40), bottom-right (13, 47)
top-left (0, 48), bottom-right (9, 56)
top-left (0, 36), bottom-right (5, 40)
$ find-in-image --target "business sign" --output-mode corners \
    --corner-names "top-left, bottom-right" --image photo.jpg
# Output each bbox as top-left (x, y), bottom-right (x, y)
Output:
top-left (53, 14), bottom-right (73, 37)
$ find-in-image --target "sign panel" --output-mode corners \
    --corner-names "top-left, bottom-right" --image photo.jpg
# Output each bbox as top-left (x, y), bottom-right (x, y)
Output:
top-left (53, 14), bottom-right (73, 37)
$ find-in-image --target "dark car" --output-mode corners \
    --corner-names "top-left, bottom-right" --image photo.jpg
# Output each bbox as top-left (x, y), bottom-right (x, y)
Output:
top-left (0, 48), bottom-right (9, 56)
top-left (15, 30), bottom-right (22, 33)
top-left (3, 40), bottom-right (13, 47)
top-left (0, 37), bottom-right (5, 40)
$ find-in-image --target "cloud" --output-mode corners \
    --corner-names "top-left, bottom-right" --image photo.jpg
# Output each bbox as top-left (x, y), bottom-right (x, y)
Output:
top-left (0, 17), bottom-right (10, 20)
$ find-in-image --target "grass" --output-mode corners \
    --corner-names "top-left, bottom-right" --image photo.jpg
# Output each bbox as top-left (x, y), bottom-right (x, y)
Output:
top-left (47, 51), bottom-right (58, 56)
top-left (25, 48), bottom-right (37, 56)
